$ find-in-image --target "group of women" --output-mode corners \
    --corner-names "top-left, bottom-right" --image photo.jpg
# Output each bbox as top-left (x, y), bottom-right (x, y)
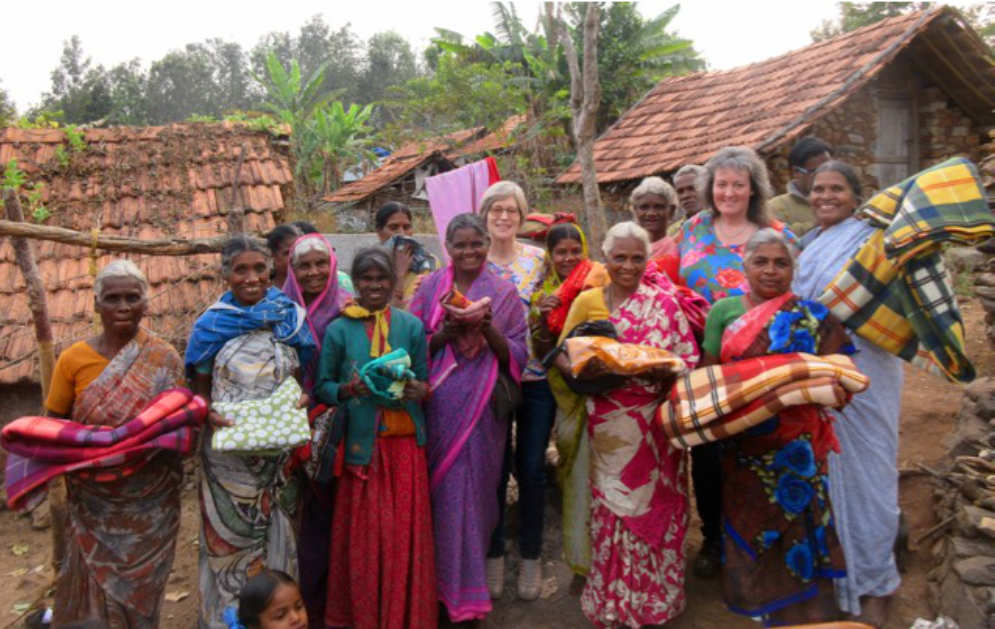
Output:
top-left (43, 144), bottom-right (901, 629)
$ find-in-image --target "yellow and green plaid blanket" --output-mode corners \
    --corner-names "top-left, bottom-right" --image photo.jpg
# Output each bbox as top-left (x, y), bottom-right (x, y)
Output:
top-left (819, 158), bottom-right (994, 382)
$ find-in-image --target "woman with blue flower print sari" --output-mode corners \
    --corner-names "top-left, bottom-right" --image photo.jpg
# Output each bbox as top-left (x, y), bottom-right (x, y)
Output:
top-left (701, 228), bottom-right (851, 625)
top-left (186, 235), bottom-right (316, 629)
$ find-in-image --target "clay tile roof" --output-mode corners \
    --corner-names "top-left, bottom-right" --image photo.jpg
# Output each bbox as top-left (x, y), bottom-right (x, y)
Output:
top-left (0, 122), bottom-right (293, 385)
top-left (557, 7), bottom-right (995, 184)
top-left (445, 114), bottom-right (526, 160)
top-left (324, 120), bottom-right (520, 205)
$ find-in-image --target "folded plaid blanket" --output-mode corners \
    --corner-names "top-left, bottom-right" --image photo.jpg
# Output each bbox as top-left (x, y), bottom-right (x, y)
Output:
top-left (657, 353), bottom-right (868, 449)
top-left (3, 388), bottom-right (206, 509)
top-left (820, 157), bottom-right (994, 382)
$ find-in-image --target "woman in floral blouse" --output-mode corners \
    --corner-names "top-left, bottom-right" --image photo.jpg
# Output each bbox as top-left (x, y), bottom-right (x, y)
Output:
top-left (676, 145), bottom-right (797, 579)
top-left (479, 180), bottom-right (554, 600)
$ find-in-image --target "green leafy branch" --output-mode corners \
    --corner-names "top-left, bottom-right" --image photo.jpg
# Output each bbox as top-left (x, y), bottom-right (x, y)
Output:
top-left (2, 159), bottom-right (51, 222)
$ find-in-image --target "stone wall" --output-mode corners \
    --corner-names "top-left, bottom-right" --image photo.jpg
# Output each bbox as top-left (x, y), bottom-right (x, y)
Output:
top-left (765, 63), bottom-right (987, 199)
top-left (927, 378), bottom-right (995, 628)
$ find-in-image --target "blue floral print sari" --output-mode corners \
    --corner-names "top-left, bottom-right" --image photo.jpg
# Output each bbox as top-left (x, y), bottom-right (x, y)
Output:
top-left (707, 292), bottom-right (853, 623)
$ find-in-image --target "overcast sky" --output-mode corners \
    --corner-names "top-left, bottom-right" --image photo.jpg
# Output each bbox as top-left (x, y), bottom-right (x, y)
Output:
top-left (3, 0), bottom-right (859, 111)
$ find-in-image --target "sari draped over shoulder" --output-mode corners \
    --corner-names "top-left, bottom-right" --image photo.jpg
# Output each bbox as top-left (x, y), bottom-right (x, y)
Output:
top-left (714, 292), bottom-right (849, 621)
top-left (189, 289), bottom-right (312, 629)
top-left (280, 233), bottom-right (348, 628)
top-left (409, 266), bottom-right (528, 622)
top-left (578, 280), bottom-right (698, 629)
top-left (53, 330), bottom-right (185, 628)
top-left (529, 257), bottom-right (608, 576)
top-left (794, 218), bottom-right (904, 614)
top-left (281, 233), bottom-right (348, 394)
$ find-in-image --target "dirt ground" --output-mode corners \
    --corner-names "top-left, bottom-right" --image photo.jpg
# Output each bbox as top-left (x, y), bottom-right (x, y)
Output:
top-left (1, 301), bottom-right (992, 629)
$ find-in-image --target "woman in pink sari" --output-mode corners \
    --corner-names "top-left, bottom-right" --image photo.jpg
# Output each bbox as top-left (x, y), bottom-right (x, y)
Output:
top-left (409, 213), bottom-right (528, 622)
top-left (281, 232), bottom-right (348, 628)
top-left (556, 221), bottom-right (699, 627)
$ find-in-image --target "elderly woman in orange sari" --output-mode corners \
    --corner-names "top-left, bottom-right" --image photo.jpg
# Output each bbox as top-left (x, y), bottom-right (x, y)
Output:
top-left (530, 221), bottom-right (608, 577)
top-left (44, 260), bottom-right (185, 627)
top-left (556, 221), bottom-right (698, 628)
top-left (701, 228), bottom-right (852, 625)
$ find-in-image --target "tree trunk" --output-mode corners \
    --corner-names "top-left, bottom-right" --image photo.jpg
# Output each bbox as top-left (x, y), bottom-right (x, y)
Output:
top-left (2, 193), bottom-right (55, 401)
top-left (556, 3), bottom-right (606, 256)
top-left (2, 190), bottom-right (64, 571)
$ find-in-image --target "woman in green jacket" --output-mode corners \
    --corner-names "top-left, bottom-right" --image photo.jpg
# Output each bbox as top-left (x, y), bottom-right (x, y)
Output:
top-left (314, 247), bottom-right (437, 629)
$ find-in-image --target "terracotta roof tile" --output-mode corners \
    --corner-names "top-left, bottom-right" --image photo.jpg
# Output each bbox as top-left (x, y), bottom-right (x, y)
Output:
top-left (0, 122), bottom-right (292, 385)
top-left (324, 116), bottom-right (525, 205)
top-left (558, 8), bottom-right (994, 184)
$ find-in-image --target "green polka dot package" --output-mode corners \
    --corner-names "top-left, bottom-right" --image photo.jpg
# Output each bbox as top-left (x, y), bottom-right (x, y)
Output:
top-left (210, 377), bottom-right (310, 455)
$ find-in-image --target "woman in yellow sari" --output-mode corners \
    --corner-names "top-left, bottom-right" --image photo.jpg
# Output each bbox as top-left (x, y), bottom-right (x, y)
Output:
top-left (530, 221), bottom-right (607, 577)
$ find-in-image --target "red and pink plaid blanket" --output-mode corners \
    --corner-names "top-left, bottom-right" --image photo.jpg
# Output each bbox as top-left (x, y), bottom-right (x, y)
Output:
top-left (3, 387), bottom-right (207, 509)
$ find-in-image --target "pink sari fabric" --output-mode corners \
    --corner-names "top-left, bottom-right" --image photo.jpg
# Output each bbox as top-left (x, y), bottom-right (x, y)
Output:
top-left (282, 233), bottom-right (348, 392)
top-left (409, 265), bottom-right (527, 621)
top-left (581, 279), bottom-right (699, 628)
top-left (720, 292), bottom-right (794, 363)
top-left (649, 236), bottom-right (678, 260)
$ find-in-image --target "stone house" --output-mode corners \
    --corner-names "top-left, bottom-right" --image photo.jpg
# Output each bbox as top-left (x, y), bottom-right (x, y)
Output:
top-left (556, 7), bottom-right (995, 212)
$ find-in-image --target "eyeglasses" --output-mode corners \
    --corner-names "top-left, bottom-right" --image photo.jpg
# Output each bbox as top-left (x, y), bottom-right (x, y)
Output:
top-left (793, 165), bottom-right (815, 175)
top-left (489, 208), bottom-right (519, 217)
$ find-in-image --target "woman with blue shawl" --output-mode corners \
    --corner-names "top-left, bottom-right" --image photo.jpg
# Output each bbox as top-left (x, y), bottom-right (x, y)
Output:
top-left (186, 235), bottom-right (316, 629)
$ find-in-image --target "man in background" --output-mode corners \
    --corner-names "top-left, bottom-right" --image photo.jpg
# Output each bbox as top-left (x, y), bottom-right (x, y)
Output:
top-left (668, 164), bottom-right (707, 235)
top-left (769, 136), bottom-right (831, 238)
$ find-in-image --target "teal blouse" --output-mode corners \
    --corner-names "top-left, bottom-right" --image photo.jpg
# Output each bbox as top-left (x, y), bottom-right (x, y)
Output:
top-left (314, 307), bottom-right (428, 466)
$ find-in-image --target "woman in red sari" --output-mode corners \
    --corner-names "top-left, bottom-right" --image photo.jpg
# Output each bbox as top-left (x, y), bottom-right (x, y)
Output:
top-left (315, 247), bottom-right (436, 629)
top-left (556, 221), bottom-right (699, 628)
top-left (701, 228), bottom-right (851, 625)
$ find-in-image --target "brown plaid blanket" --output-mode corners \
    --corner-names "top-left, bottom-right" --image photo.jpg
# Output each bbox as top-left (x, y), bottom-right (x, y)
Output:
top-left (657, 352), bottom-right (868, 449)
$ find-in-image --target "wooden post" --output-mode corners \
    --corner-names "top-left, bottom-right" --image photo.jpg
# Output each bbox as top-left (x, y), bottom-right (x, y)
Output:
top-left (2, 192), bottom-right (55, 400)
top-left (0, 219), bottom-right (230, 255)
top-left (2, 189), bottom-right (64, 571)
top-left (227, 143), bottom-right (247, 234)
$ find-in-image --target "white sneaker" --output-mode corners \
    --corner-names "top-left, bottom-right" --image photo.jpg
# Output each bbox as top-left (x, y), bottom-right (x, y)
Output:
top-left (517, 558), bottom-right (542, 601)
top-left (486, 556), bottom-right (505, 599)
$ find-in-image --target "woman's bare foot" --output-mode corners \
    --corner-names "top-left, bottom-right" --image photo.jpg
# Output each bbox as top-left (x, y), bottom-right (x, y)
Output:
top-left (855, 595), bottom-right (890, 628)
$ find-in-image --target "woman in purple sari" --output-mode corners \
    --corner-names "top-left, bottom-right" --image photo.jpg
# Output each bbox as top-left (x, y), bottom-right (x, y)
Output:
top-left (409, 213), bottom-right (528, 622)
top-left (281, 232), bottom-right (348, 628)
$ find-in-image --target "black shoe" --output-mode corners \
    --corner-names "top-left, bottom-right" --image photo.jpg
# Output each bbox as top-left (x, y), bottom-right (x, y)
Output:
top-left (693, 541), bottom-right (722, 578)
top-left (23, 608), bottom-right (50, 629)
top-left (895, 511), bottom-right (909, 574)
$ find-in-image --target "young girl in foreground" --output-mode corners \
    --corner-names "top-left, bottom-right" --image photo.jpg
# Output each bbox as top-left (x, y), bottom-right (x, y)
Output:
top-left (226, 571), bottom-right (307, 629)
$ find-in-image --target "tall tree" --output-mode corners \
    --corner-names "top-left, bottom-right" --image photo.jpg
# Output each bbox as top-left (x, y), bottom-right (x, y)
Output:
top-left (586, 3), bottom-right (704, 131)
top-left (553, 3), bottom-right (606, 252)
top-left (105, 59), bottom-right (148, 125)
top-left (40, 36), bottom-right (114, 124)
top-left (359, 31), bottom-right (418, 109)
top-left (144, 44), bottom-right (218, 123)
top-left (0, 80), bottom-right (15, 126)
top-left (251, 16), bottom-right (362, 105)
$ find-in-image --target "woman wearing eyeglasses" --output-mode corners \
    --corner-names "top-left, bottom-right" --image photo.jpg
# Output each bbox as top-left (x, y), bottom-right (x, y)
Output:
top-left (479, 181), bottom-right (555, 601)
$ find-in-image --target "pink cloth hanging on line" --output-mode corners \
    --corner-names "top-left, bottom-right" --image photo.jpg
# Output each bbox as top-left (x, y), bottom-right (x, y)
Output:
top-left (426, 157), bottom-right (501, 260)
